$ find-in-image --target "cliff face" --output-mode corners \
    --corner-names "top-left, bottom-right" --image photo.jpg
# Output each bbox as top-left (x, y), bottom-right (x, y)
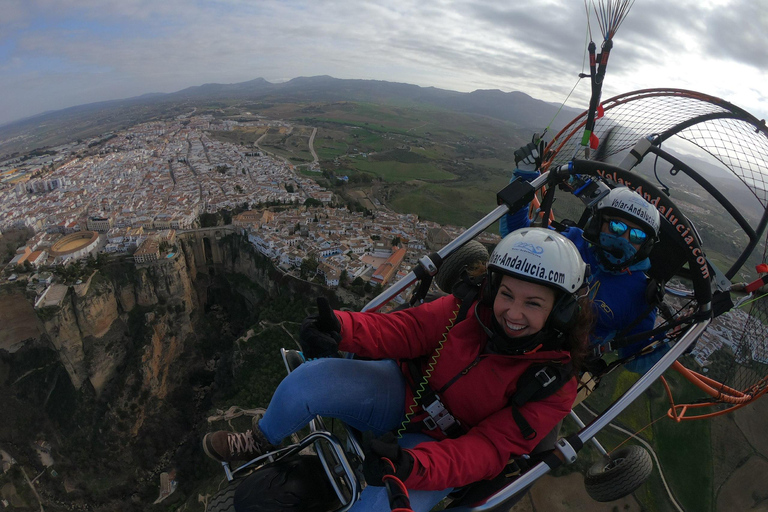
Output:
top-left (205, 232), bottom-right (365, 309)
top-left (34, 231), bottom-right (354, 401)
top-left (5, 230), bottom-right (367, 511)
top-left (38, 251), bottom-right (197, 395)
top-left (40, 296), bottom-right (89, 389)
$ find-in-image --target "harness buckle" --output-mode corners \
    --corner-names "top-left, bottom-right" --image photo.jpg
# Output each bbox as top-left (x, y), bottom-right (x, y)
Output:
top-left (424, 397), bottom-right (460, 434)
top-left (534, 367), bottom-right (557, 388)
top-left (422, 415), bottom-right (438, 431)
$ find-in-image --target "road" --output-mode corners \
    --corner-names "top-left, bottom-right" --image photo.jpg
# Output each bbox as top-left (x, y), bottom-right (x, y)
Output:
top-left (308, 127), bottom-right (319, 164)
top-left (254, 131), bottom-right (293, 167)
top-left (1, 447), bottom-right (45, 511)
top-left (254, 126), bottom-right (319, 169)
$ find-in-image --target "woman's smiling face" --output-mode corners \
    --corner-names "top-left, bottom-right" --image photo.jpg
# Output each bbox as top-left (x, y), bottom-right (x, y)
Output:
top-left (493, 275), bottom-right (556, 338)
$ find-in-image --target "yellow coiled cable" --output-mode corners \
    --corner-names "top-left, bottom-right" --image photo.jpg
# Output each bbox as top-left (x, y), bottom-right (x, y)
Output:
top-left (396, 304), bottom-right (460, 438)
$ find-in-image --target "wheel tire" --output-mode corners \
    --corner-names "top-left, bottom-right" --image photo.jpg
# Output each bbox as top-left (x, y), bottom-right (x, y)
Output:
top-left (434, 240), bottom-right (489, 294)
top-left (584, 445), bottom-right (653, 502)
top-left (207, 480), bottom-right (239, 512)
top-left (234, 454), bottom-right (340, 512)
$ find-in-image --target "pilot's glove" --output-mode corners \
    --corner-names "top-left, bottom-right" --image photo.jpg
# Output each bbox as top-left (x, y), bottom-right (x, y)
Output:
top-left (362, 432), bottom-right (415, 487)
top-left (513, 137), bottom-right (544, 176)
top-left (299, 297), bottom-right (341, 359)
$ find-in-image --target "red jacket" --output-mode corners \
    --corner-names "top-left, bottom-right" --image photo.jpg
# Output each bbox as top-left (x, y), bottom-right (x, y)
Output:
top-left (336, 294), bottom-right (577, 491)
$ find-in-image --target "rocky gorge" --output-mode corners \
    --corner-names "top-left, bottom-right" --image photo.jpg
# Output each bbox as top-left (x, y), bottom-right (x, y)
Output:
top-left (0, 230), bottom-right (352, 510)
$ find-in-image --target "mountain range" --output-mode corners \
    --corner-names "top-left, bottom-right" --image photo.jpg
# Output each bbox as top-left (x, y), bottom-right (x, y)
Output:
top-left (0, 75), bottom-right (583, 155)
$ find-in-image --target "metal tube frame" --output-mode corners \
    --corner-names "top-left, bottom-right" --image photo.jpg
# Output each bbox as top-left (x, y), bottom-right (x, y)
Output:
top-left (221, 430), bottom-right (362, 512)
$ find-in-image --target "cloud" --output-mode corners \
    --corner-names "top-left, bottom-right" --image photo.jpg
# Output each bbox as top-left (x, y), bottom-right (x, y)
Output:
top-left (703, 0), bottom-right (768, 69)
top-left (1, 0), bottom-right (767, 126)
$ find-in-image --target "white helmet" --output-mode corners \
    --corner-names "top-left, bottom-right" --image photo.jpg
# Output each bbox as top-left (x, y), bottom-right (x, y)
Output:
top-left (595, 187), bottom-right (660, 237)
top-left (488, 227), bottom-right (586, 294)
top-left (584, 186), bottom-right (661, 270)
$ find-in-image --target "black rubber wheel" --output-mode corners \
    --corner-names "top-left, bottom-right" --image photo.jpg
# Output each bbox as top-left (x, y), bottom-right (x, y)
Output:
top-left (584, 445), bottom-right (653, 502)
top-left (233, 454), bottom-right (340, 512)
top-left (207, 480), bottom-right (239, 512)
top-left (434, 240), bottom-right (489, 294)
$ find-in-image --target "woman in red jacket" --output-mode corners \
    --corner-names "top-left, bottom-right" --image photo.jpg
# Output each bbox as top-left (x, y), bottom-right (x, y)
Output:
top-left (204, 227), bottom-right (593, 511)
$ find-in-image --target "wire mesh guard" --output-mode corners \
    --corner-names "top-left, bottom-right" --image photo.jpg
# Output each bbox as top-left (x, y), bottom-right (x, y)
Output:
top-left (669, 275), bottom-right (768, 418)
top-left (543, 88), bottom-right (768, 208)
top-left (542, 88), bottom-right (768, 418)
top-left (705, 287), bottom-right (768, 381)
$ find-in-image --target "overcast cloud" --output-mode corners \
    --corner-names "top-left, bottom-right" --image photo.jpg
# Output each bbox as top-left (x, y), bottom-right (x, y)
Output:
top-left (1, 0), bottom-right (767, 127)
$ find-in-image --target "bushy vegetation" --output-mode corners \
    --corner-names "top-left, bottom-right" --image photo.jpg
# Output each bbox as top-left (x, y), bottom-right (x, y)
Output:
top-left (369, 148), bottom-right (430, 164)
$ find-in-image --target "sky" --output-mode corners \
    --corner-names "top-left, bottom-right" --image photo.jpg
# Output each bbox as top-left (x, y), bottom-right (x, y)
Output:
top-left (2, 0), bottom-right (768, 128)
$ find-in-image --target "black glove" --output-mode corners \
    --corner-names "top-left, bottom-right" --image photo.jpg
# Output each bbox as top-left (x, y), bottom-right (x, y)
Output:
top-left (362, 432), bottom-right (415, 487)
top-left (514, 136), bottom-right (545, 173)
top-left (299, 297), bottom-right (342, 359)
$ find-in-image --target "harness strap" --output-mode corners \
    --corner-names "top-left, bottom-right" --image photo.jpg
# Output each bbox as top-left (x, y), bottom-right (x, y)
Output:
top-left (511, 406), bottom-right (537, 440)
top-left (402, 277), bottom-right (483, 440)
top-left (611, 277), bottom-right (665, 348)
top-left (451, 271), bottom-right (483, 322)
top-left (508, 362), bottom-right (573, 440)
top-left (437, 356), bottom-right (482, 395)
top-left (405, 358), bottom-right (469, 439)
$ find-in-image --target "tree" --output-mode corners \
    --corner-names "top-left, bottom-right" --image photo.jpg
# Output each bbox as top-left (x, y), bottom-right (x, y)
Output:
top-left (391, 236), bottom-right (401, 247)
top-left (235, 185), bottom-right (243, 194)
top-left (199, 212), bottom-right (218, 227)
top-left (96, 252), bottom-right (109, 268)
top-left (300, 254), bottom-right (319, 279)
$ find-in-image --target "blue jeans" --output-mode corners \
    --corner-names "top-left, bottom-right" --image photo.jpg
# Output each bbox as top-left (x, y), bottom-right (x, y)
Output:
top-left (258, 358), bottom-right (452, 512)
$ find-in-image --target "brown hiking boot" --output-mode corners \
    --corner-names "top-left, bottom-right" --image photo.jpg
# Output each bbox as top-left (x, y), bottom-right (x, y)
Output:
top-left (203, 423), bottom-right (274, 463)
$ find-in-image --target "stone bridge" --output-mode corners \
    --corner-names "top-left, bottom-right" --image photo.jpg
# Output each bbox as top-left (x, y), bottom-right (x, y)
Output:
top-left (178, 225), bottom-right (238, 267)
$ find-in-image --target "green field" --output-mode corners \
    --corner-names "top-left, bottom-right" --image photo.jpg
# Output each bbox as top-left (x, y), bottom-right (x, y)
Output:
top-left (262, 145), bottom-right (313, 163)
top-left (650, 369), bottom-right (715, 511)
top-left (388, 179), bottom-right (507, 227)
top-left (581, 364), bottom-right (718, 512)
top-left (315, 139), bottom-right (349, 160)
top-left (224, 100), bottom-right (534, 228)
top-left (348, 159), bottom-right (456, 182)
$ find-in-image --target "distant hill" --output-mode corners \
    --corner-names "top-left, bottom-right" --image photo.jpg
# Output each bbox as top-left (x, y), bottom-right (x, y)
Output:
top-left (0, 76), bottom-right (583, 156)
top-left (167, 75), bottom-right (580, 130)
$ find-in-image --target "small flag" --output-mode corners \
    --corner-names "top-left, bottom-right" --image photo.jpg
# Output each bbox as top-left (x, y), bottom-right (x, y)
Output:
top-left (596, 104), bottom-right (605, 119)
top-left (590, 133), bottom-right (600, 149)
